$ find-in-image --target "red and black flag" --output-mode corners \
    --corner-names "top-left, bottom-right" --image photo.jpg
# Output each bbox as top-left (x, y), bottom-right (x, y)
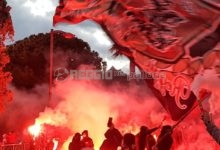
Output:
top-left (53, 0), bottom-right (220, 121)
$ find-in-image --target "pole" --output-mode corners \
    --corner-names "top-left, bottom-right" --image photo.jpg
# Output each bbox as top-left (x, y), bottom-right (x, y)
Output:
top-left (172, 102), bottom-right (198, 129)
top-left (129, 60), bottom-right (135, 84)
top-left (49, 29), bottom-right (54, 103)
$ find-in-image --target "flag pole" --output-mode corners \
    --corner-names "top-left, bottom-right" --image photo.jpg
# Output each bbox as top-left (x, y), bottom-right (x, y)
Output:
top-left (129, 60), bottom-right (135, 84)
top-left (196, 89), bottom-right (211, 111)
top-left (49, 29), bottom-right (54, 103)
top-left (172, 102), bottom-right (199, 129)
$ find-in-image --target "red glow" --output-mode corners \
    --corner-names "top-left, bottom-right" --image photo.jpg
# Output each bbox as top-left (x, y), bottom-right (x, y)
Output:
top-left (6, 69), bottom-right (220, 150)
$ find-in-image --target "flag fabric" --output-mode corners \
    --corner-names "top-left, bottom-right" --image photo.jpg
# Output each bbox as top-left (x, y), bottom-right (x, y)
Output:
top-left (53, 2), bottom-right (86, 26)
top-left (144, 75), bottom-right (197, 121)
top-left (53, 0), bottom-right (106, 26)
top-left (53, 0), bottom-right (220, 121)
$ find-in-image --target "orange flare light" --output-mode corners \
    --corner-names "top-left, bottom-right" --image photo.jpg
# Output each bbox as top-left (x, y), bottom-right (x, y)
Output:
top-left (53, 138), bottom-right (59, 150)
top-left (28, 124), bottom-right (42, 138)
top-left (153, 134), bottom-right (157, 141)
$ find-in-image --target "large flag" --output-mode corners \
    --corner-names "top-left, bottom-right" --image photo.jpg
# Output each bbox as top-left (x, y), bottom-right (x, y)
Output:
top-left (53, 0), bottom-right (220, 121)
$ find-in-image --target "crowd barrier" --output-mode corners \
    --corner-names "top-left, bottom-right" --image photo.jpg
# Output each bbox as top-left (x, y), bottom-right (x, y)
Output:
top-left (0, 143), bottom-right (30, 150)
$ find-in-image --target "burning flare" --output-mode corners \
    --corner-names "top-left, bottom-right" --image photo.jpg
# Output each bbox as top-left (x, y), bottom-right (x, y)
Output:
top-left (53, 138), bottom-right (59, 150)
top-left (28, 123), bottom-right (42, 138)
top-left (153, 134), bottom-right (157, 141)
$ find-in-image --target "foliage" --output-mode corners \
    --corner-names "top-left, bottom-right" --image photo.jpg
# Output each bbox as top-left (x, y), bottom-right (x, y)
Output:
top-left (6, 32), bottom-right (106, 89)
top-left (0, 0), bottom-right (14, 110)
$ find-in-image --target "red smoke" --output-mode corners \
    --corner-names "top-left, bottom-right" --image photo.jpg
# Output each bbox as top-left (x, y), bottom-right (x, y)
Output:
top-left (2, 69), bottom-right (220, 149)
top-left (33, 69), bottom-right (220, 150)
top-left (34, 79), bottom-right (165, 149)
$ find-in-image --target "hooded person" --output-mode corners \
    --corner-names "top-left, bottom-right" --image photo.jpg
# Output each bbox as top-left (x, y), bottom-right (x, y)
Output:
top-left (135, 125), bottom-right (159, 150)
top-left (121, 132), bottom-right (135, 150)
top-left (81, 130), bottom-right (94, 150)
top-left (156, 125), bottom-right (173, 150)
top-left (68, 132), bottom-right (82, 150)
top-left (100, 117), bottom-right (123, 150)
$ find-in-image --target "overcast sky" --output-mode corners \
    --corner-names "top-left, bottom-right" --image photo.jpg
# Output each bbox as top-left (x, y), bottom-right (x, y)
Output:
top-left (7, 0), bottom-right (130, 72)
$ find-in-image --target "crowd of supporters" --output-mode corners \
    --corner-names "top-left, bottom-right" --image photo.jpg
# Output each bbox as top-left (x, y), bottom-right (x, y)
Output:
top-left (69, 117), bottom-right (174, 150)
top-left (1, 112), bottom-right (219, 150)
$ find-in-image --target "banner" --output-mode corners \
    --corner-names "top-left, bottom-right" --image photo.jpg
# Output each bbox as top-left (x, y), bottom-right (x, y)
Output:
top-left (53, 0), bottom-right (220, 120)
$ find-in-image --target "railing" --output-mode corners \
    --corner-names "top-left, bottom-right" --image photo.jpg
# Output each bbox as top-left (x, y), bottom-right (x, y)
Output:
top-left (0, 143), bottom-right (30, 150)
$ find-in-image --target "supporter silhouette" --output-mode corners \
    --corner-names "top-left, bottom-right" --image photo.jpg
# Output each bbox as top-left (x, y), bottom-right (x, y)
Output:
top-left (156, 125), bottom-right (173, 150)
top-left (69, 132), bottom-right (82, 150)
top-left (121, 133), bottom-right (135, 150)
top-left (100, 117), bottom-right (123, 150)
top-left (81, 130), bottom-right (94, 150)
top-left (135, 126), bottom-right (158, 150)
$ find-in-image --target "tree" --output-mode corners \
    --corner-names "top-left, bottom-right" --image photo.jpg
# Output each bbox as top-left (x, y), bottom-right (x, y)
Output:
top-left (0, 0), bottom-right (14, 110)
top-left (6, 32), bottom-right (106, 89)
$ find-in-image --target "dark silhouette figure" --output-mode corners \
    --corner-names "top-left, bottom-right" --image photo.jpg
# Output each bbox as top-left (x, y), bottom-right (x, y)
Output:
top-left (81, 130), bottom-right (94, 149)
top-left (135, 126), bottom-right (158, 150)
top-left (69, 133), bottom-right (82, 150)
top-left (100, 117), bottom-right (123, 150)
top-left (172, 128), bottom-right (183, 149)
top-left (146, 133), bottom-right (156, 150)
top-left (121, 133), bottom-right (135, 150)
top-left (156, 125), bottom-right (173, 150)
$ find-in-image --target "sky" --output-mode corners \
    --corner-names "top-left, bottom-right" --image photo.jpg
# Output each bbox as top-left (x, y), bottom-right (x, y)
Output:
top-left (7, 0), bottom-right (130, 72)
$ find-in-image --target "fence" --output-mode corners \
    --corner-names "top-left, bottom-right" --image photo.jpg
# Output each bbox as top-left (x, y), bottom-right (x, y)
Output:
top-left (0, 143), bottom-right (30, 150)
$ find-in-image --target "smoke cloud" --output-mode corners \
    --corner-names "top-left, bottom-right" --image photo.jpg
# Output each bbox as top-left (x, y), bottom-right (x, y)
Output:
top-left (35, 79), bottom-right (164, 149)
top-left (0, 85), bottom-right (48, 134)
top-left (1, 69), bottom-right (220, 150)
